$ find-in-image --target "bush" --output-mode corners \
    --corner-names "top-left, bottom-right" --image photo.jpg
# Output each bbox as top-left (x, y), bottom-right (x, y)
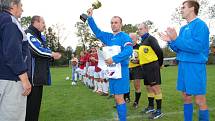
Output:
top-left (207, 53), bottom-right (215, 64)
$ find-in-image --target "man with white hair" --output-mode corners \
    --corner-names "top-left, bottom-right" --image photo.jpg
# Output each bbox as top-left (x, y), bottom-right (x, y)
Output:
top-left (0, 0), bottom-right (32, 121)
top-left (137, 22), bottom-right (164, 119)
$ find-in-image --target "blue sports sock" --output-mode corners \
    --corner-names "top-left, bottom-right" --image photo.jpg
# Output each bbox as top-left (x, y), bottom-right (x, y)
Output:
top-left (116, 103), bottom-right (127, 121)
top-left (184, 103), bottom-right (193, 121)
top-left (199, 109), bottom-right (209, 121)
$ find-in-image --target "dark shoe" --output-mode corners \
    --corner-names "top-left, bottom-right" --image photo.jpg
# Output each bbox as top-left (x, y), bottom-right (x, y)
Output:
top-left (101, 93), bottom-right (109, 96)
top-left (148, 110), bottom-right (164, 119)
top-left (107, 95), bottom-right (114, 99)
top-left (133, 102), bottom-right (138, 109)
top-left (141, 106), bottom-right (155, 114)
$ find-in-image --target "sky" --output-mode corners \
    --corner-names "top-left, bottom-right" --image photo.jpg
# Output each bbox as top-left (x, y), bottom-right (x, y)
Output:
top-left (21, 0), bottom-right (215, 49)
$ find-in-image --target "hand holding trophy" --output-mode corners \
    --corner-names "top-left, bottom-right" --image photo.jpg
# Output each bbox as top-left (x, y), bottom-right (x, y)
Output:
top-left (80, 0), bottom-right (102, 22)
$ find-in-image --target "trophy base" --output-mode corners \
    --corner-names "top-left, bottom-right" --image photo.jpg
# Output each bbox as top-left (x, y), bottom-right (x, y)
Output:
top-left (80, 14), bottom-right (88, 22)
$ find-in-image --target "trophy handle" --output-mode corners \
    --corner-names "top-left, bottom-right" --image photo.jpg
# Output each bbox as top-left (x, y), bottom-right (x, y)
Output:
top-left (80, 13), bottom-right (88, 22)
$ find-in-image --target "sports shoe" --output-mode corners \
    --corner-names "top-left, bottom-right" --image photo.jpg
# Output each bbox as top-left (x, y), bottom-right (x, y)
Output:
top-left (107, 95), bottom-right (114, 99)
top-left (149, 110), bottom-right (164, 119)
top-left (133, 102), bottom-right (138, 109)
top-left (141, 106), bottom-right (155, 114)
top-left (96, 91), bottom-right (102, 94)
top-left (101, 93), bottom-right (109, 96)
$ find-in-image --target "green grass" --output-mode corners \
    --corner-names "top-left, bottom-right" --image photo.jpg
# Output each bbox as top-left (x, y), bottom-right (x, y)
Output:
top-left (39, 65), bottom-right (215, 121)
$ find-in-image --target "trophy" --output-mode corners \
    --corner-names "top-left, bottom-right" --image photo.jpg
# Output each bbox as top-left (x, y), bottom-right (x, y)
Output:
top-left (80, 0), bottom-right (102, 22)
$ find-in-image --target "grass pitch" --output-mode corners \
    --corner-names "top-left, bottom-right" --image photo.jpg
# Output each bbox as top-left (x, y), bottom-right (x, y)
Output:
top-left (39, 65), bottom-right (215, 121)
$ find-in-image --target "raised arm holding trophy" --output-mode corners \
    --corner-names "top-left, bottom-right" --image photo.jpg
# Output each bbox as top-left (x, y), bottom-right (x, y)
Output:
top-left (80, 0), bottom-right (102, 22)
top-left (86, 4), bottom-right (133, 120)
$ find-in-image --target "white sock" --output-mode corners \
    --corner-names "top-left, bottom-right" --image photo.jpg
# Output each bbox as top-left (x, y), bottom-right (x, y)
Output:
top-left (90, 79), bottom-right (93, 87)
top-left (101, 82), bottom-right (105, 93)
top-left (74, 73), bottom-right (77, 81)
top-left (103, 82), bottom-right (109, 93)
top-left (83, 77), bottom-right (86, 85)
top-left (94, 81), bottom-right (98, 91)
top-left (97, 82), bottom-right (102, 92)
top-left (87, 78), bottom-right (90, 86)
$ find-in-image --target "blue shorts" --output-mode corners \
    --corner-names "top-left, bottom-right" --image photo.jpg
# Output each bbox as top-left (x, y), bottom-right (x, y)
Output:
top-left (109, 66), bottom-right (130, 95)
top-left (177, 61), bottom-right (207, 95)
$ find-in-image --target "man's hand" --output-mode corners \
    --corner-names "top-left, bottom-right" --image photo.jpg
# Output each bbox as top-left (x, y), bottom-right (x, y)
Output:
top-left (166, 27), bottom-right (177, 40)
top-left (87, 8), bottom-right (93, 17)
top-left (105, 58), bottom-right (113, 65)
top-left (19, 72), bottom-right (32, 96)
top-left (52, 52), bottom-right (62, 60)
top-left (159, 32), bottom-right (171, 42)
top-left (159, 27), bottom-right (177, 42)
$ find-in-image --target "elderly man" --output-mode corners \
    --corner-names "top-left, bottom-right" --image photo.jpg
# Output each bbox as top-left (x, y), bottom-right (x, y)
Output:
top-left (137, 22), bottom-right (164, 119)
top-left (0, 0), bottom-right (32, 121)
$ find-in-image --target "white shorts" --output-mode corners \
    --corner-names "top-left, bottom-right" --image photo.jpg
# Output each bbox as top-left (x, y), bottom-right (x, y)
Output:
top-left (101, 70), bottom-right (108, 79)
top-left (79, 68), bottom-right (85, 76)
top-left (88, 66), bottom-right (95, 77)
top-left (94, 71), bottom-right (100, 79)
top-left (83, 67), bottom-right (87, 75)
top-left (75, 68), bottom-right (81, 74)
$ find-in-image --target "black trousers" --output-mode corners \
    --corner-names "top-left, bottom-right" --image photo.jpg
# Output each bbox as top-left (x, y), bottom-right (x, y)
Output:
top-left (25, 86), bottom-right (43, 121)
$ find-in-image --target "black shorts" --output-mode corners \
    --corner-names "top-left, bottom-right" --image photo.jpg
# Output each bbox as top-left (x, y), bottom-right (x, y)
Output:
top-left (141, 61), bottom-right (161, 86)
top-left (129, 66), bottom-right (144, 80)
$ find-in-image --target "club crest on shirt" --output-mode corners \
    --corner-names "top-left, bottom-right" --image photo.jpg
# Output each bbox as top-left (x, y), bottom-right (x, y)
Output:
top-left (144, 48), bottom-right (149, 53)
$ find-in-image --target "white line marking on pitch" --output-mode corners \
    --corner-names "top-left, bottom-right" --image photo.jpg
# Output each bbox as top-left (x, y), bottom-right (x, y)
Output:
top-left (83, 108), bottom-right (214, 121)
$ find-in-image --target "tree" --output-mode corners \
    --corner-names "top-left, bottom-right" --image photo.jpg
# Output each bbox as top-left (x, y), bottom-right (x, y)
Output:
top-left (44, 26), bottom-right (68, 66)
top-left (162, 46), bottom-right (176, 58)
top-left (74, 46), bottom-right (84, 58)
top-left (66, 46), bottom-right (73, 58)
top-left (45, 27), bottom-right (58, 51)
top-left (75, 22), bottom-right (91, 50)
top-left (121, 24), bottom-right (137, 34)
top-left (208, 4), bottom-right (215, 30)
top-left (20, 16), bottom-right (32, 29)
top-left (51, 23), bottom-right (68, 51)
top-left (171, 7), bottom-right (184, 26)
top-left (75, 21), bottom-right (101, 50)
top-left (208, 4), bottom-right (215, 19)
top-left (88, 34), bottom-right (101, 47)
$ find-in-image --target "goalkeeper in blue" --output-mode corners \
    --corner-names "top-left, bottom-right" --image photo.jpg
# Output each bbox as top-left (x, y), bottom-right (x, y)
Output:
top-left (159, 0), bottom-right (210, 121)
top-left (87, 8), bottom-right (133, 121)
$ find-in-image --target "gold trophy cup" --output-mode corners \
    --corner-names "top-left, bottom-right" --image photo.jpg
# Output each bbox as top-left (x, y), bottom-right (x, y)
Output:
top-left (80, 0), bottom-right (102, 22)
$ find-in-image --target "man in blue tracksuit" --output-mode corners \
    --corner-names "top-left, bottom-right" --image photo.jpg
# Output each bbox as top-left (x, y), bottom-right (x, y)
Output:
top-left (160, 0), bottom-right (210, 121)
top-left (25, 15), bottom-right (61, 121)
top-left (87, 8), bottom-right (133, 121)
top-left (0, 0), bottom-right (32, 121)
